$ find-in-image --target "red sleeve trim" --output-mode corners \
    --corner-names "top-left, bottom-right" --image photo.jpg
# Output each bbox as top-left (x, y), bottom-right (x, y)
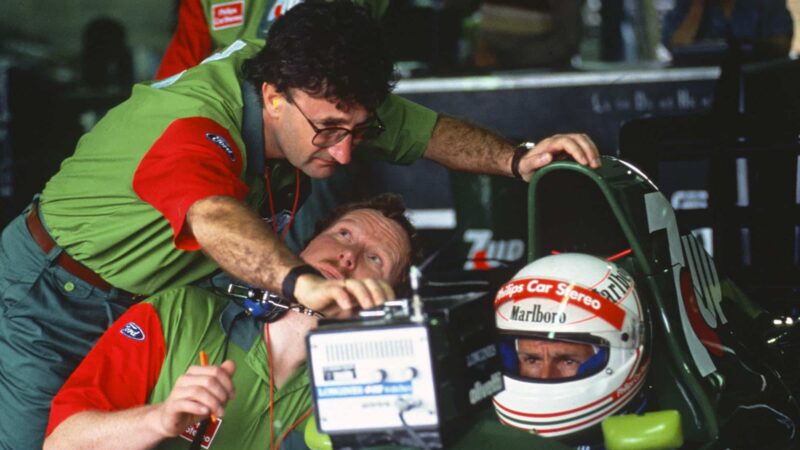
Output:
top-left (156, 0), bottom-right (212, 79)
top-left (47, 303), bottom-right (167, 436)
top-left (133, 117), bottom-right (249, 251)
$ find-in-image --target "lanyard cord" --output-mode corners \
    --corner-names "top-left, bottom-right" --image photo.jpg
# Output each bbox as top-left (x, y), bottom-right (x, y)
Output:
top-left (260, 166), bottom-right (306, 449)
top-left (194, 162), bottom-right (303, 450)
top-left (283, 168), bottom-right (302, 241)
top-left (265, 322), bottom-right (314, 450)
top-left (275, 407), bottom-right (313, 449)
top-left (263, 167), bottom-right (302, 241)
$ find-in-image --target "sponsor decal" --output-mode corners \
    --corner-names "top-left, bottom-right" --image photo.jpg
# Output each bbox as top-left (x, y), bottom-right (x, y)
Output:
top-left (613, 365), bottom-right (647, 400)
top-left (681, 233), bottom-right (725, 327)
top-left (212, 1), bottom-right (244, 30)
top-left (180, 418), bottom-right (222, 449)
top-left (510, 304), bottom-right (566, 324)
top-left (317, 381), bottom-right (413, 399)
top-left (595, 272), bottom-right (632, 304)
top-left (120, 322), bottom-right (145, 341)
top-left (679, 268), bottom-right (723, 356)
top-left (468, 372), bottom-right (503, 404)
top-left (466, 344), bottom-right (497, 368)
top-left (645, 192), bottom-right (719, 376)
top-left (495, 278), bottom-right (625, 330)
top-left (268, 0), bottom-right (304, 22)
top-left (205, 133), bottom-right (236, 162)
top-left (463, 229), bottom-right (524, 271)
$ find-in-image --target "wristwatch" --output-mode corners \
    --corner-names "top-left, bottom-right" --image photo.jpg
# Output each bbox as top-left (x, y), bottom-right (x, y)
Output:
top-left (511, 141), bottom-right (536, 180)
top-left (282, 264), bottom-right (321, 302)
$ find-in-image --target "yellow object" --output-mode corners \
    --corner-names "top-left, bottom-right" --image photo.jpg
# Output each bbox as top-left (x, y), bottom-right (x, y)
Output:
top-left (602, 410), bottom-right (683, 450)
top-left (304, 414), bottom-right (332, 450)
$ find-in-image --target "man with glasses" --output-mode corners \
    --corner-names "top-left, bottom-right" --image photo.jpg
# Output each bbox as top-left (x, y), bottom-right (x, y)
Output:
top-left (153, 0), bottom-right (602, 253)
top-left (0, 2), bottom-right (598, 448)
top-left (286, 92), bottom-right (386, 150)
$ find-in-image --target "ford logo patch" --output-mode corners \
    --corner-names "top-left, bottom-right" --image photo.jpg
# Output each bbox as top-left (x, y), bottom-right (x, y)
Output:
top-left (206, 132), bottom-right (237, 162)
top-left (120, 322), bottom-right (145, 341)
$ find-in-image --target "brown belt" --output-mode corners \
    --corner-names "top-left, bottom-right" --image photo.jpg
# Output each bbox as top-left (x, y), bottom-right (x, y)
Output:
top-left (26, 204), bottom-right (122, 294)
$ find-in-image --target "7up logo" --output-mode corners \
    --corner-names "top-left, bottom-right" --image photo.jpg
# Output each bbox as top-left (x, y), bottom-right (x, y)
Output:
top-left (463, 229), bottom-right (524, 270)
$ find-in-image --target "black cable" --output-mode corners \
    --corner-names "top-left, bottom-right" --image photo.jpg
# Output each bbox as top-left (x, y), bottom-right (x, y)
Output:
top-left (222, 311), bottom-right (247, 361)
top-left (398, 406), bottom-right (431, 450)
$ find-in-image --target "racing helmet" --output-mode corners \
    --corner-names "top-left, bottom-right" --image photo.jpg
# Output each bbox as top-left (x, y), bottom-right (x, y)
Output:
top-left (492, 253), bottom-right (650, 438)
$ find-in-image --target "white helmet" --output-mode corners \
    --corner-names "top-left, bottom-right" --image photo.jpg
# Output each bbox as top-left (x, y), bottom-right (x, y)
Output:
top-left (492, 253), bottom-right (650, 438)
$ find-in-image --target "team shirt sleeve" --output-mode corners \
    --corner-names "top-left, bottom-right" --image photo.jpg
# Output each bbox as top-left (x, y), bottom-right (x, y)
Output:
top-left (156, 0), bottom-right (212, 79)
top-left (46, 303), bottom-right (167, 436)
top-left (355, 93), bottom-right (438, 165)
top-left (132, 117), bottom-right (249, 251)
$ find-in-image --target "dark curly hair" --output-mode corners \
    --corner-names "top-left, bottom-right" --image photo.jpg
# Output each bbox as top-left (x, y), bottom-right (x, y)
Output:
top-left (310, 193), bottom-right (422, 287)
top-left (242, 0), bottom-right (395, 110)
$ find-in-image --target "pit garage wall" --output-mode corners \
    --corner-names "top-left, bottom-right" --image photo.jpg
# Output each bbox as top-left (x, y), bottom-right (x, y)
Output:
top-left (381, 67), bottom-right (718, 270)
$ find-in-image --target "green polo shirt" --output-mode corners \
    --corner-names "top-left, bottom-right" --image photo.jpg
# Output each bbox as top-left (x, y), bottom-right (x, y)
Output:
top-left (39, 38), bottom-right (435, 295)
top-left (149, 287), bottom-right (312, 449)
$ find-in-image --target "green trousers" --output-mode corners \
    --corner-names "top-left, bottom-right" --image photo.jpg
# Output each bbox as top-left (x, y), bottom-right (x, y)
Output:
top-left (0, 205), bottom-right (138, 450)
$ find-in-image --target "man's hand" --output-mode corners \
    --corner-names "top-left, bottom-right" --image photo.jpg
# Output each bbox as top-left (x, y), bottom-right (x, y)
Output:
top-left (293, 275), bottom-right (394, 313)
top-left (150, 361), bottom-right (236, 438)
top-left (516, 133), bottom-right (601, 182)
top-left (424, 115), bottom-right (601, 182)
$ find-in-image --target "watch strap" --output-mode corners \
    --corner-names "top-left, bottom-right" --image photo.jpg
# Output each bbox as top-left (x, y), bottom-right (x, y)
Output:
top-left (511, 141), bottom-right (536, 180)
top-left (281, 264), bottom-right (322, 302)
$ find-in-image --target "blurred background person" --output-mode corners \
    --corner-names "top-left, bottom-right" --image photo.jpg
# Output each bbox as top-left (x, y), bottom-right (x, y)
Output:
top-left (662, 0), bottom-right (794, 62)
top-left (472, 0), bottom-right (584, 70)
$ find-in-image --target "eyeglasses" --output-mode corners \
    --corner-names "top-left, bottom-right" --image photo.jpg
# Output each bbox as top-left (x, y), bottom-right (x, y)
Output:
top-left (286, 94), bottom-right (385, 148)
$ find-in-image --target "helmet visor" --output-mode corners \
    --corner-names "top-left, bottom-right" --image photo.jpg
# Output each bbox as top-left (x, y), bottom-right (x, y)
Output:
top-left (497, 333), bottom-right (610, 382)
